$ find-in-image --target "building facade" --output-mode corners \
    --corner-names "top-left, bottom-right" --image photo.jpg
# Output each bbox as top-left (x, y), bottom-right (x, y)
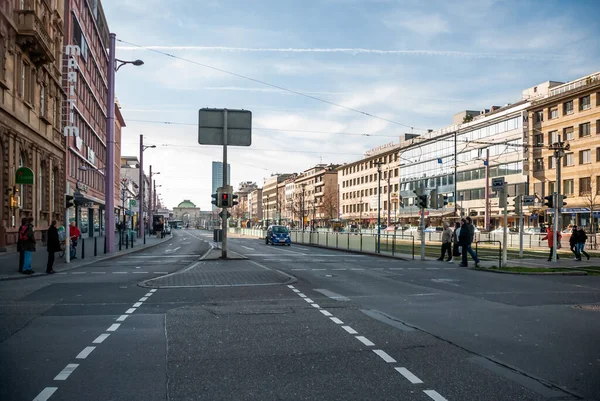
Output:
top-left (262, 174), bottom-right (293, 226)
top-left (248, 187), bottom-right (262, 224)
top-left (528, 72), bottom-right (600, 231)
top-left (172, 200), bottom-right (200, 227)
top-left (0, 0), bottom-right (65, 249)
top-left (295, 164), bottom-right (339, 229)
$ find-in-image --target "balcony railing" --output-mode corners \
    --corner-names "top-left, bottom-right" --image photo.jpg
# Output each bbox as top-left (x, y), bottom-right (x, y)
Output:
top-left (549, 72), bottom-right (600, 97)
top-left (14, 0), bottom-right (54, 65)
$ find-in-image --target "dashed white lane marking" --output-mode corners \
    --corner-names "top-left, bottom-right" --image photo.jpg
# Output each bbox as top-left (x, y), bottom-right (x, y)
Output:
top-left (54, 364), bottom-right (78, 380)
top-left (155, 272), bottom-right (168, 274)
top-left (132, 271), bottom-right (149, 274)
top-left (373, 349), bottom-right (396, 363)
top-left (72, 272), bottom-right (86, 275)
top-left (292, 289), bottom-right (300, 293)
top-left (126, 308), bottom-right (136, 314)
top-left (342, 326), bottom-right (358, 334)
top-left (311, 304), bottom-right (320, 308)
top-left (304, 298), bottom-right (314, 303)
top-left (33, 387), bottom-right (58, 401)
top-left (55, 272), bottom-right (67, 275)
top-left (241, 246), bottom-right (255, 250)
top-left (139, 297), bottom-right (149, 302)
top-left (292, 268), bottom-right (307, 271)
top-left (106, 323), bottom-right (120, 332)
top-left (298, 293), bottom-right (307, 298)
top-left (144, 292), bottom-right (153, 297)
top-left (116, 315), bottom-right (128, 322)
top-left (356, 336), bottom-right (375, 346)
top-left (76, 346), bottom-right (96, 359)
top-left (133, 302), bottom-right (143, 307)
top-left (113, 272), bottom-right (128, 274)
top-left (320, 310), bottom-right (333, 317)
top-left (287, 285), bottom-right (295, 289)
top-left (395, 367), bottom-right (424, 384)
top-left (173, 247), bottom-right (181, 252)
top-left (424, 390), bottom-right (448, 401)
top-left (351, 268), bottom-right (365, 271)
top-left (312, 268), bottom-right (326, 271)
top-left (332, 268), bottom-right (347, 270)
top-left (150, 289), bottom-right (157, 293)
top-left (91, 272), bottom-right (106, 274)
top-left (426, 268), bottom-right (440, 270)
top-left (330, 317), bottom-right (344, 324)
top-left (92, 333), bottom-right (110, 344)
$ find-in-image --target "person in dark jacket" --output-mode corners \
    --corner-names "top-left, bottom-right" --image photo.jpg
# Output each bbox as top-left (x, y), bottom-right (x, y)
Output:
top-left (459, 217), bottom-right (481, 268)
top-left (46, 220), bottom-right (60, 274)
top-left (451, 221), bottom-right (461, 259)
top-left (569, 226), bottom-right (580, 259)
top-left (17, 217), bottom-right (27, 273)
top-left (576, 226), bottom-right (590, 261)
top-left (21, 218), bottom-right (36, 274)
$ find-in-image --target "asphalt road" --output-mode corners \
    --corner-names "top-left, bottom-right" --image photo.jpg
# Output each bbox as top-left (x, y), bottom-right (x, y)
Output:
top-left (1, 229), bottom-right (598, 401)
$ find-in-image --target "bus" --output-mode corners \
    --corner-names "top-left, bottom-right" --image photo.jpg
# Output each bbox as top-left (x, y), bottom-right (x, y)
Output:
top-left (169, 220), bottom-right (184, 229)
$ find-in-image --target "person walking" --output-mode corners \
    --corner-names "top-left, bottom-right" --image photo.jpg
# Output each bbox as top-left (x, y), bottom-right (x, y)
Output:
top-left (438, 222), bottom-right (452, 261)
top-left (16, 217), bottom-right (27, 273)
top-left (576, 226), bottom-right (590, 261)
top-left (69, 221), bottom-right (81, 259)
top-left (542, 225), bottom-right (562, 261)
top-left (569, 226), bottom-right (580, 260)
top-left (460, 216), bottom-right (481, 268)
top-left (46, 220), bottom-right (60, 274)
top-left (451, 221), bottom-right (461, 262)
top-left (20, 218), bottom-right (36, 274)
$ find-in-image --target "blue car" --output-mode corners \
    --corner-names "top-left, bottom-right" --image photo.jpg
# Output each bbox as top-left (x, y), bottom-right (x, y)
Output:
top-left (266, 225), bottom-right (291, 246)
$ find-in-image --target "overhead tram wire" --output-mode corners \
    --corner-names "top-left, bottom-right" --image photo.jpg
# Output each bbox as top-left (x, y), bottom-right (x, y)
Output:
top-left (116, 39), bottom-right (426, 132)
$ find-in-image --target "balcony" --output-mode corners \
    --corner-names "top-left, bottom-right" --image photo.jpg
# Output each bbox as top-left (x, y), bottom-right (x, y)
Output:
top-left (14, 2), bottom-right (54, 65)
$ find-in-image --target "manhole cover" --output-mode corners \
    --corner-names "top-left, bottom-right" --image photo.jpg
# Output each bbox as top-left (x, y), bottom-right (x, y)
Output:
top-left (573, 304), bottom-right (600, 312)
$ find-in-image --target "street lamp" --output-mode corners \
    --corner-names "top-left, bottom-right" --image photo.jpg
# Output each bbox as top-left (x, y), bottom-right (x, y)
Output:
top-left (106, 33), bottom-right (144, 253)
top-left (150, 171), bottom-right (160, 216)
top-left (301, 183), bottom-right (306, 231)
top-left (139, 136), bottom-right (156, 244)
top-left (375, 161), bottom-right (383, 253)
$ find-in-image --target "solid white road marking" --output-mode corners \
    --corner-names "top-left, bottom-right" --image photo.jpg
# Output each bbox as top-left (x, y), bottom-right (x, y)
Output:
top-left (33, 387), bottom-right (58, 401)
top-left (395, 367), bottom-right (424, 384)
top-left (150, 289), bottom-right (157, 293)
top-left (54, 364), bottom-right (78, 380)
top-left (139, 297), bottom-right (149, 302)
top-left (116, 315), bottom-right (128, 322)
top-left (330, 317), bottom-right (344, 324)
top-left (320, 310), bottom-right (333, 317)
top-left (423, 390), bottom-right (448, 401)
top-left (93, 333), bottom-right (110, 344)
top-left (76, 346), bottom-right (96, 359)
top-left (107, 323), bottom-right (120, 332)
top-left (133, 302), bottom-right (142, 307)
top-left (373, 349), bottom-right (396, 363)
top-left (356, 336), bottom-right (375, 346)
top-left (342, 326), bottom-right (358, 334)
top-left (304, 298), bottom-right (314, 303)
top-left (311, 304), bottom-right (320, 308)
top-left (126, 308), bottom-right (136, 314)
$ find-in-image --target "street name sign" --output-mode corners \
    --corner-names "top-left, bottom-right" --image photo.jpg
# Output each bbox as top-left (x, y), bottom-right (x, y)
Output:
top-left (523, 195), bottom-right (535, 205)
top-left (492, 177), bottom-right (505, 191)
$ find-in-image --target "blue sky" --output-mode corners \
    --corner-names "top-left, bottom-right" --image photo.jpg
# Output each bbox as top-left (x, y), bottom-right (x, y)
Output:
top-left (103, 0), bottom-right (600, 211)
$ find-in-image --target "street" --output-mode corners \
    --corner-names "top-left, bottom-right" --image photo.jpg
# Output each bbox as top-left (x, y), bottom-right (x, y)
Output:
top-left (1, 229), bottom-right (599, 401)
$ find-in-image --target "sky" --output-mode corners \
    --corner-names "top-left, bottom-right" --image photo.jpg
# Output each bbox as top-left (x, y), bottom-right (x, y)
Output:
top-left (102, 0), bottom-right (600, 211)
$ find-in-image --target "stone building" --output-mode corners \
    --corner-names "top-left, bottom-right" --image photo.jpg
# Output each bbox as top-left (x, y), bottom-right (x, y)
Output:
top-left (172, 200), bottom-right (201, 227)
top-left (0, 0), bottom-right (65, 249)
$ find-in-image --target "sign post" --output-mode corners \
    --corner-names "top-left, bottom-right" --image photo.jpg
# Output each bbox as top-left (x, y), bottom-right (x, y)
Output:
top-left (493, 177), bottom-right (508, 267)
top-left (198, 108), bottom-right (252, 258)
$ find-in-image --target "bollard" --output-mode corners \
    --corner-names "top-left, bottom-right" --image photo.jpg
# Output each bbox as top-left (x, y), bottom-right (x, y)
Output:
top-left (126, 233), bottom-right (129, 249)
top-left (131, 232), bottom-right (134, 248)
top-left (119, 231), bottom-right (122, 251)
top-left (81, 238), bottom-right (85, 259)
top-left (104, 236), bottom-right (107, 254)
top-left (94, 237), bottom-right (97, 257)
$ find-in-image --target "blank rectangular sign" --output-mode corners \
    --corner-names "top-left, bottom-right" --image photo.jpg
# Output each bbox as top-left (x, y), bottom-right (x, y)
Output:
top-left (198, 108), bottom-right (252, 146)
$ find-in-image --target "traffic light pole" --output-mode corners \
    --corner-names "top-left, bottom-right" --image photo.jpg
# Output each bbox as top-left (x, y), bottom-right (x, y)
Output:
top-left (518, 195), bottom-right (524, 259)
top-left (65, 182), bottom-right (71, 264)
top-left (502, 189), bottom-right (508, 267)
top-left (420, 206), bottom-right (425, 261)
top-left (222, 109), bottom-right (229, 259)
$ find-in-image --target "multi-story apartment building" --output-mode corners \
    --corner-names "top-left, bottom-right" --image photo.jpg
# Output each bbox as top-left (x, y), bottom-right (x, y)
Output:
top-left (294, 164), bottom-right (339, 229)
top-left (231, 181), bottom-right (257, 222)
top-left (0, 0), bottom-right (65, 249)
top-left (338, 145), bottom-right (401, 227)
top-left (262, 174), bottom-right (293, 225)
top-left (248, 187), bottom-right (263, 223)
top-left (281, 175), bottom-right (297, 225)
top-left (528, 72), bottom-right (600, 231)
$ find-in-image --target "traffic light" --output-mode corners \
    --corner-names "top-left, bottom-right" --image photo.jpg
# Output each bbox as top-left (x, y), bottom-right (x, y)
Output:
top-left (231, 194), bottom-right (239, 207)
top-left (211, 193), bottom-right (218, 207)
top-left (442, 195), bottom-right (448, 207)
top-left (514, 195), bottom-right (522, 215)
top-left (398, 195), bottom-right (404, 208)
top-left (221, 192), bottom-right (229, 207)
top-left (429, 190), bottom-right (438, 209)
top-left (65, 194), bottom-right (74, 208)
top-left (557, 194), bottom-right (567, 207)
top-left (417, 195), bottom-right (428, 209)
top-left (544, 194), bottom-right (554, 209)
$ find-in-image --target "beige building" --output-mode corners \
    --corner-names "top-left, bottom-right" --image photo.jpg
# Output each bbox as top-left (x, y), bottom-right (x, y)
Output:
top-left (172, 200), bottom-right (200, 227)
top-left (0, 0), bottom-right (65, 249)
top-left (248, 187), bottom-right (263, 224)
top-left (294, 164), bottom-right (339, 229)
top-left (338, 145), bottom-right (401, 227)
top-left (262, 173), bottom-right (293, 225)
top-left (528, 72), bottom-right (600, 231)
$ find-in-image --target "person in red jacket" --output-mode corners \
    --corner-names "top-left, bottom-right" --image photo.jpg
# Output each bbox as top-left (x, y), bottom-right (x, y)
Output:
top-left (542, 226), bottom-right (562, 261)
top-left (69, 221), bottom-right (81, 259)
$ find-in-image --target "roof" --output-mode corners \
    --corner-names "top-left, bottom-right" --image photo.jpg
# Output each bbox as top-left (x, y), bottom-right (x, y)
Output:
top-left (177, 200), bottom-right (197, 208)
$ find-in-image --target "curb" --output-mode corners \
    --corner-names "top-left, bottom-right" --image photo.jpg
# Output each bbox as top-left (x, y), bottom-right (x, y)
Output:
top-left (470, 267), bottom-right (588, 276)
top-left (0, 235), bottom-right (174, 281)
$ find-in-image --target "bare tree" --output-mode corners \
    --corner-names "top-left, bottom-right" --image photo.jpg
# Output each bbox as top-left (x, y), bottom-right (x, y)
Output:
top-left (231, 198), bottom-right (248, 220)
top-left (319, 186), bottom-right (339, 227)
top-left (581, 166), bottom-right (599, 238)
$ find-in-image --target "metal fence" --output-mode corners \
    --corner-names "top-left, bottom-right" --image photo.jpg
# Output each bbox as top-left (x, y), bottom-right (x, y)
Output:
top-left (475, 240), bottom-right (502, 268)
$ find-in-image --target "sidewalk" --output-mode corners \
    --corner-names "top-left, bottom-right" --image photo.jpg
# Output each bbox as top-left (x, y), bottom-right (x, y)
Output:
top-left (0, 233), bottom-right (171, 281)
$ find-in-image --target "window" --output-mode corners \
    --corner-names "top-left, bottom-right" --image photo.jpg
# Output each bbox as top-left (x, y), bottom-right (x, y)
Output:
top-left (564, 153), bottom-right (575, 166)
top-left (534, 134), bottom-right (543, 146)
top-left (548, 130), bottom-right (559, 145)
top-left (535, 111), bottom-right (544, 123)
top-left (563, 179), bottom-right (574, 196)
top-left (548, 181), bottom-right (555, 195)
top-left (563, 100), bottom-right (574, 115)
top-left (597, 147), bottom-right (600, 162)
top-left (597, 176), bottom-right (600, 195)
top-left (534, 158), bottom-right (544, 171)
top-left (579, 95), bottom-right (591, 111)
top-left (580, 149), bottom-right (591, 164)
top-left (580, 122), bottom-right (591, 137)
top-left (549, 108), bottom-right (558, 119)
top-left (563, 126), bottom-right (574, 141)
top-left (547, 156), bottom-right (556, 169)
top-left (20, 60), bottom-right (27, 98)
top-left (40, 85), bottom-right (45, 118)
top-left (72, 16), bottom-right (89, 62)
top-left (597, 119), bottom-right (600, 135)
top-left (579, 177), bottom-right (591, 195)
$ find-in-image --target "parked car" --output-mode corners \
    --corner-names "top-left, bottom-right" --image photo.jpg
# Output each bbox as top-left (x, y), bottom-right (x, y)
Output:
top-left (266, 225), bottom-right (291, 246)
top-left (524, 227), bottom-right (542, 235)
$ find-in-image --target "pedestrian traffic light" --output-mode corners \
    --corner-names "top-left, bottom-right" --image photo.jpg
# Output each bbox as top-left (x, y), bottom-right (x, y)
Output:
top-left (544, 194), bottom-right (554, 208)
top-left (65, 194), bottom-right (74, 208)
top-left (429, 189), bottom-right (438, 209)
top-left (221, 192), bottom-right (229, 207)
top-left (231, 194), bottom-right (239, 207)
top-left (211, 193), bottom-right (218, 207)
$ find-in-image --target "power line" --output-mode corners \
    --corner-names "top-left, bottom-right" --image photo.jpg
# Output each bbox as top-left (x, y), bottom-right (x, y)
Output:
top-left (116, 39), bottom-right (427, 131)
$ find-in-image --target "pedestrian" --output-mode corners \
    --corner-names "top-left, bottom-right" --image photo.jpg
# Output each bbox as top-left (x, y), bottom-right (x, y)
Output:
top-left (20, 218), bottom-right (36, 274)
top-left (69, 221), bottom-right (81, 259)
top-left (576, 226), bottom-right (590, 261)
top-left (569, 226), bottom-right (580, 260)
top-left (438, 222), bottom-right (452, 262)
top-left (542, 225), bottom-right (562, 261)
top-left (16, 217), bottom-right (27, 273)
top-left (451, 221), bottom-right (461, 262)
top-left (459, 217), bottom-right (481, 268)
top-left (46, 220), bottom-right (60, 274)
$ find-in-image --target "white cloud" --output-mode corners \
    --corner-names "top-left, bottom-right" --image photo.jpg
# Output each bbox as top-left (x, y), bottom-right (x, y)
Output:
top-left (384, 12), bottom-right (450, 37)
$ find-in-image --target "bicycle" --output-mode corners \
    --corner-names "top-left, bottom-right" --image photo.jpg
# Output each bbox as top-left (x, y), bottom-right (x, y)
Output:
top-left (59, 240), bottom-right (66, 258)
